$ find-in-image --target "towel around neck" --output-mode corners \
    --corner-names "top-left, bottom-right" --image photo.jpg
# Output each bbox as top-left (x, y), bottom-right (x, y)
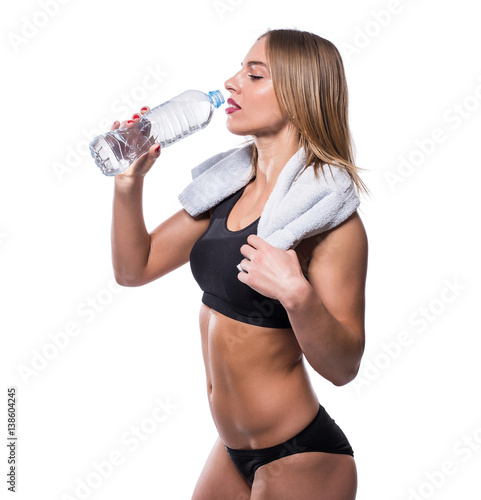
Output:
top-left (178, 144), bottom-right (360, 250)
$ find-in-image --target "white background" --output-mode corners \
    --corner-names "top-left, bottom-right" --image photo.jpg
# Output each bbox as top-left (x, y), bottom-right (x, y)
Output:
top-left (1, 0), bottom-right (480, 499)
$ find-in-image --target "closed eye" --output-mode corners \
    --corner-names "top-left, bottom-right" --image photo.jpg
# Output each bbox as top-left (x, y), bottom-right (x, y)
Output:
top-left (248, 74), bottom-right (263, 80)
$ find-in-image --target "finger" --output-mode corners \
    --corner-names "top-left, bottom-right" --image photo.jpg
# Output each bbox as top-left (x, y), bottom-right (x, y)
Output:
top-left (131, 112), bottom-right (142, 122)
top-left (140, 106), bottom-right (150, 114)
top-left (238, 258), bottom-right (251, 273)
top-left (117, 119), bottom-right (134, 128)
top-left (246, 234), bottom-right (266, 249)
top-left (110, 120), bottom-right (120, 131)
top-left (150, 143), bottom-right (161, 155)
top-left (237, 268), bottom-right (248, 284)
top-left (240, 243), bottom-right (256, 260)
top-left (137, 143), bottom-right (161, 170)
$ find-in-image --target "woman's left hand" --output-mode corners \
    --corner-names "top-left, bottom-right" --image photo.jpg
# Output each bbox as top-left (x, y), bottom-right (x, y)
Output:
top-left (237, 234), bottom-right (306, 303)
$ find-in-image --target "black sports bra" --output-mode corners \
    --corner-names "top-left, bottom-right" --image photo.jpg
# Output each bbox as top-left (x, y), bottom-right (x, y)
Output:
top-left (190, 185), bottom-right (292, 328)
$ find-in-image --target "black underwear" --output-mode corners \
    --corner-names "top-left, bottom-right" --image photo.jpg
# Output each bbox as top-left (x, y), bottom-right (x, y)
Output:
top-left (225, 403), bottom-right (354, 485)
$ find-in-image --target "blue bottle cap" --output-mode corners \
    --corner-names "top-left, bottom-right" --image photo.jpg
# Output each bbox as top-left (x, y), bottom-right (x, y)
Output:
top-left (208, 90), bottom-right (225, 108)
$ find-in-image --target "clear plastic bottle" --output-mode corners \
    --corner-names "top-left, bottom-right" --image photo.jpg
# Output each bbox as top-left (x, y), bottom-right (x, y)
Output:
top-left (90, 89), bottom-right (225, 176)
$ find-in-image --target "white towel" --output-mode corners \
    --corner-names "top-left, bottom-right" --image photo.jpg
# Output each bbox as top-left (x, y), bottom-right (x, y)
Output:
top-left (178, 144), bottom-right (360, 250)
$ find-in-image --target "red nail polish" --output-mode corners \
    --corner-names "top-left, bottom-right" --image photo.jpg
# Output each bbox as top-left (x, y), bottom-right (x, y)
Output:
top-left (127, 120), bottom-right (134, 124)
top-left (154, 145), bottom-right (160, 153)
top-left (141, 107), bottom-right (148, 112)
top-left (133, 114), bottom-right (140, 119)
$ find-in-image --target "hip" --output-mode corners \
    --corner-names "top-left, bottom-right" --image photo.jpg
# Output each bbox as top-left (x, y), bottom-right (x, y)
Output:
top-left (225, 402), bottom-right (354, 485)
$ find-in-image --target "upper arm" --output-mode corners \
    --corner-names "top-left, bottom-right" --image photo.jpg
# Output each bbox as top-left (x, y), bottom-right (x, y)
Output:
top-left (138, 208), bottom-right (210, 285)
top-left (303, 211), bottom-right (368, 345)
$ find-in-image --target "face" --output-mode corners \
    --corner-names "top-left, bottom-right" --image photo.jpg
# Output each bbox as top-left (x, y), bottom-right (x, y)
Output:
top-left (224, 37), bottom-right (287, 138)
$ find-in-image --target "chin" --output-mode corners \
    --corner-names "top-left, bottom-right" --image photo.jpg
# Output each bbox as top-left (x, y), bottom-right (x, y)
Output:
top-left (226, 122), bottom-right (251, 137)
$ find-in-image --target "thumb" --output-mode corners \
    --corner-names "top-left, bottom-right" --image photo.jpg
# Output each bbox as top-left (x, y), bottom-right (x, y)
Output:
top-left (146, 143), bottom-right (161, 162)
top-left (137, 143), bottom-right (161, 171)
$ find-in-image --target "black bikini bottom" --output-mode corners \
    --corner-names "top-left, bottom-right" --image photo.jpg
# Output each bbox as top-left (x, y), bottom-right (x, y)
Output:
top-left (225, 403), bottom-right (354, 485)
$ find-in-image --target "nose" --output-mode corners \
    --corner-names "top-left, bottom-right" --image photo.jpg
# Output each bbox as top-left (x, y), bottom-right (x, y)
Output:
top-left (224, 69), bottom-right (241, 94)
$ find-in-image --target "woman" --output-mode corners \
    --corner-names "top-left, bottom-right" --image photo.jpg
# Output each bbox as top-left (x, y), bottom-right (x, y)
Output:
top-left (111, 29), bottom-right (368, 500)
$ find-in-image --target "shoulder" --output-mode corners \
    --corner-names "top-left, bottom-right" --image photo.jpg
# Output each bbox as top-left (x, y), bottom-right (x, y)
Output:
top-left (297, 211), bottom-right (368, 267)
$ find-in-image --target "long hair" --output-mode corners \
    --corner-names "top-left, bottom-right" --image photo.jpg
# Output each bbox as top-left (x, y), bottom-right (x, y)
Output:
top-left (250, 29), bottom-right (368, 195)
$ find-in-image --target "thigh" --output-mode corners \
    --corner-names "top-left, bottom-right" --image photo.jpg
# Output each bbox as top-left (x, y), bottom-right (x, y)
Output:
top-left (192, 436), bottom-right (252, 500)
top-left (250, 452), bottom-right (357, 500)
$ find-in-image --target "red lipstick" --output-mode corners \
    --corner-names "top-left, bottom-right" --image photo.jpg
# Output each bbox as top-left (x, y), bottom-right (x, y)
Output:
top-left (225, 98), bottom-right (241, 114)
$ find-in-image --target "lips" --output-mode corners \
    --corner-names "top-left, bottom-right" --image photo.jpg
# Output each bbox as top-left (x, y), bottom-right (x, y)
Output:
top-left (225, 98), bottom-right (241, 114)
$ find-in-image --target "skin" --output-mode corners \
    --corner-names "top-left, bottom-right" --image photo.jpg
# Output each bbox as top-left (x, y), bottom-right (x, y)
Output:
top-left (110, 37), bottom-right (367, 500)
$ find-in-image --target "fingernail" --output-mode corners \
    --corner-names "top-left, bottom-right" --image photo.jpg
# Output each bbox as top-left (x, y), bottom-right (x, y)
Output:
top-left (141, 107), bottom-right (148, 112)
top-left (113, 120), bottom-right (119, 126)
top-left (133, 114), bottom-right (140, 119)
top-left (127, 120), bottom-right (134, 124)
top-left (154, 145), bottom-right (160, 153)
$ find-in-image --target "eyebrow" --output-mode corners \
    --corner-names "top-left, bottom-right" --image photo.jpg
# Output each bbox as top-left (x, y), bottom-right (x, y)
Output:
top-left (241, 60), bottom-right (268, 68)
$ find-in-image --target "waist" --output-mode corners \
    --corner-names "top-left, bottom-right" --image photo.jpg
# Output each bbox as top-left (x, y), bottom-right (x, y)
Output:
top-left (209, 366), bottom-right (320, 449)
top-left (199, 304), bottom-right (319, 448)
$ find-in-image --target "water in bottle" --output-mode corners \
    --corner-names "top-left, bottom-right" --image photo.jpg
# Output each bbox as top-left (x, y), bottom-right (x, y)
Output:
top-left (90, 89), bottom-right (225, 176)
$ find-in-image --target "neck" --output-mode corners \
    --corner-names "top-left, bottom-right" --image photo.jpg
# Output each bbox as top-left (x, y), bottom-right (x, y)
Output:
top-left (252, 126), bottom-right (300, 192)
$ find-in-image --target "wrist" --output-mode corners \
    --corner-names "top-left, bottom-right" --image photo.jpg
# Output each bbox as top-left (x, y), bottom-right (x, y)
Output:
top-left (279, 276), bottom-right (313, 312)
top-left (114, 173), bottom-right (144, 192)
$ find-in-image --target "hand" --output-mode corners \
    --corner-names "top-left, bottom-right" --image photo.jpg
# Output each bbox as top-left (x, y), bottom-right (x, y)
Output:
top-left (111, 106), bottom-right (161, 180)
top-left (237, 234), bottom-right (306, 304)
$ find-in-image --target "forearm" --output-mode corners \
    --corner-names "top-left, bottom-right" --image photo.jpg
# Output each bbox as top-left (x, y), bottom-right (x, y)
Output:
top-left (281, 278), bottom-right (364, 386)
top-left (111, 176), bottom-right (151, 285)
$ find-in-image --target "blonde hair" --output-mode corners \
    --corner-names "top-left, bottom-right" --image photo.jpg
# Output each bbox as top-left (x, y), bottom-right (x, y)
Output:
top-left (250, 29), bottom-right (368, 195)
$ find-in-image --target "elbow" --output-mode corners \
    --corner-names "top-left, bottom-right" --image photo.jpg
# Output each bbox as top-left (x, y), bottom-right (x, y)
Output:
top-left (330, 366), bottom-right (360, 387)
top-left (330, 377), bottom-right (349, 387)
top-left (307, 352), bottom-right (363, 387)
top-left (331, 335), bottom-right (365, 386)
top-left (329, 357), bottom-right (363, 387)
top-left (113, 275), bottom-right (136, 287)
top-left (113, 269), bottom-right (145, 287)
top-left (312, 362), bottom-right (359, 387)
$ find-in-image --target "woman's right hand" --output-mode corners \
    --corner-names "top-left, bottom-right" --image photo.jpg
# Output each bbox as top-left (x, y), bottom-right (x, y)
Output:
top-left (111, 106), bottom-right (161, 180)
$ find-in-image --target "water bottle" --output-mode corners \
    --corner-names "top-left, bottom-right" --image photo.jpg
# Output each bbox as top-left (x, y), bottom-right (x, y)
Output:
top-left (90, 89), bottom-right (225, 176)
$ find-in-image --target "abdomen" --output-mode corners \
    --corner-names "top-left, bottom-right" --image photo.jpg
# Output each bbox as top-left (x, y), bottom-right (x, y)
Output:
top-left (199, 304), bottom-right (320, 449)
